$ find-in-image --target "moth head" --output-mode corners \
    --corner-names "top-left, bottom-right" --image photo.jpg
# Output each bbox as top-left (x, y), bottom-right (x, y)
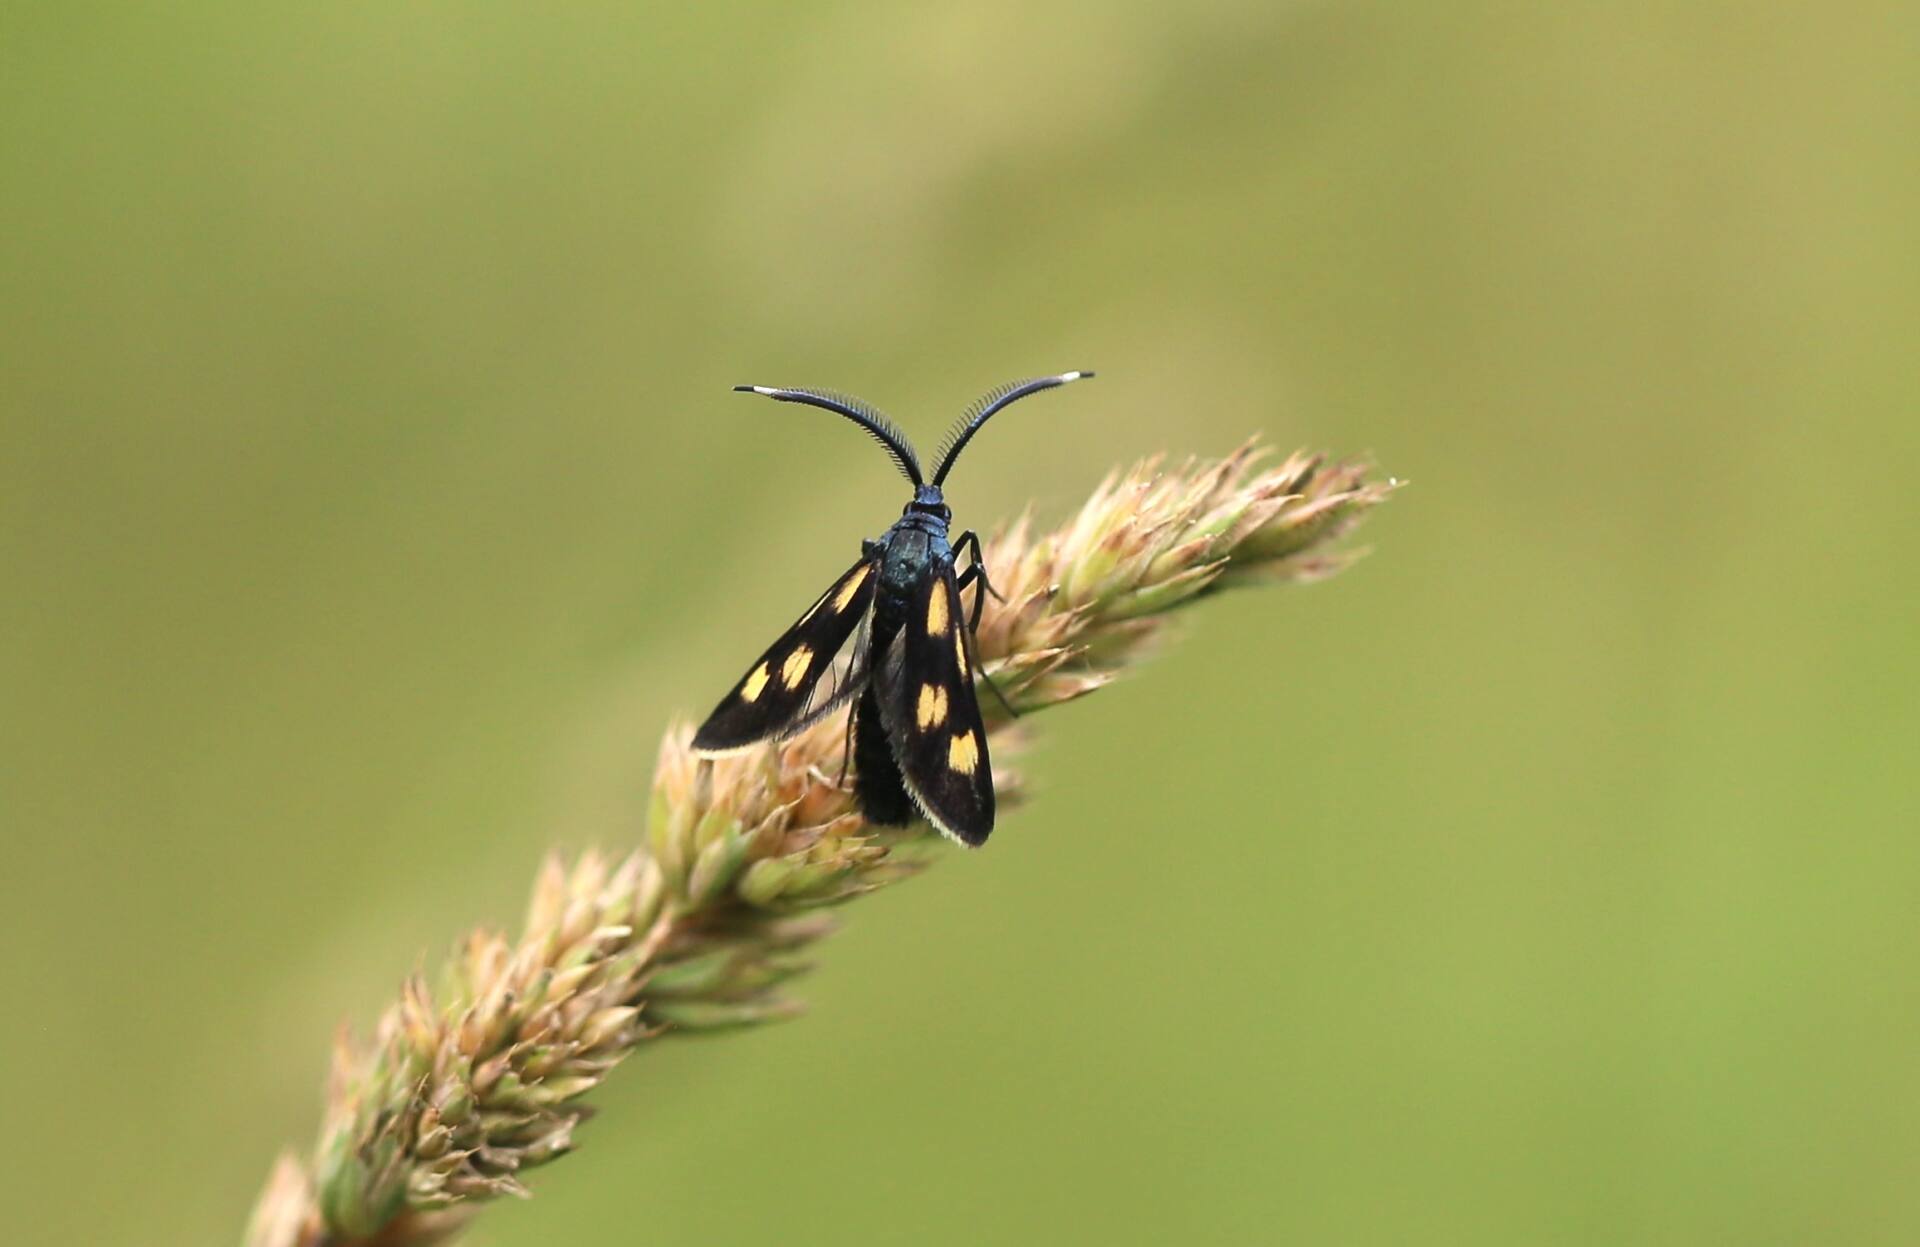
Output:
top-left (904, 483), bottom-right (951, 522)
top-left (929, 370), bottom-right (1096, 487)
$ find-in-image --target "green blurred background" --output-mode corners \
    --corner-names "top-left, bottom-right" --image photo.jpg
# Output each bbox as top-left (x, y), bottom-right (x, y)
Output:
top-left (5, 2), bottom-right (1919, 1243)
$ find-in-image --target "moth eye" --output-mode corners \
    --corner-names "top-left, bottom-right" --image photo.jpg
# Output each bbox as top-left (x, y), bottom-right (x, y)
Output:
top-left (780, 645), bottom-right (814, 687)
top-left (925, 582), bottom-right (950, 635)
top-left (741, 662), bottom-right (771, 703)
top-left (947, 730), bottom-right (979, 775)
top-left (916, 683), bottom-right (948, 729)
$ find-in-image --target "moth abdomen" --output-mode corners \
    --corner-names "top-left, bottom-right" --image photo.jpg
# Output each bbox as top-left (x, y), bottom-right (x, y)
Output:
top-left (852, 685), bottom-right (915, 826)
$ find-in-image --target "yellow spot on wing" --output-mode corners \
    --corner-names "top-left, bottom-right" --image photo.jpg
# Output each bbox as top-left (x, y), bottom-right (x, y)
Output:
top-left (916, 683), bottom-right (948, 728)
top-left (780, 646), bottom-right (814, 688)
top-left (926, 581), bottom-right (949, 635)
top-left (833, 566), bottom-right (870, 611)
top-left (953, 625), bottom-right (969, 675)
top-left (948, 730), bottom-right (979, 775)
top-left (742, 662), bottom-right (771, 703)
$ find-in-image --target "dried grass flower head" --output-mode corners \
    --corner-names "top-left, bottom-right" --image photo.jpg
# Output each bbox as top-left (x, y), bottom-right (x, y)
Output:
top-left (246, 440), bottom-right (1397, 1247)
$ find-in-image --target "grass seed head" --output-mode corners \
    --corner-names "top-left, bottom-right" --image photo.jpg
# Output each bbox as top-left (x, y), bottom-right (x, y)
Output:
top-left (249, 441), bottom-right (1396, 1247)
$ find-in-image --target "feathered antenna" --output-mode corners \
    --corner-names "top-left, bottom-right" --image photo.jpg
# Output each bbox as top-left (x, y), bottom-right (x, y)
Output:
top-left (931, 371), bottom-right (1094, 486)
top-left (733, 386), bottom-right (924, 485)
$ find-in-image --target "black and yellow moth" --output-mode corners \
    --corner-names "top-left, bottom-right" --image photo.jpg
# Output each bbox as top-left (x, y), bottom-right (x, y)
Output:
top-left (692, 372), bottom-right (1094, 846)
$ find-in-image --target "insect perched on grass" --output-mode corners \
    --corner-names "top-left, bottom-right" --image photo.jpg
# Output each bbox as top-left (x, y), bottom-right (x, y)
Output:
top-left (692, 371), bottom-right (1095, 846)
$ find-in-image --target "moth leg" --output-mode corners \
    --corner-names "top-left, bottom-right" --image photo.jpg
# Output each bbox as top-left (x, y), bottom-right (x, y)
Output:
top-left (952, 530), bottom-right (1004, 607)
top-left (955, 560), bottom-right (990, 632)
top-left (837, 701), bottom-right (858, 788)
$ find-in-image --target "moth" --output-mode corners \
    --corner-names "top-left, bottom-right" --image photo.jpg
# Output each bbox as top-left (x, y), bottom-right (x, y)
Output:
top-left (692, 371), bottom-right (1095, 846)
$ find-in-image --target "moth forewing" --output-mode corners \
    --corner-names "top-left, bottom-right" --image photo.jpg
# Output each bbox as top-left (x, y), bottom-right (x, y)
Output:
top-left (691, 556), bottom-right (879, 756)
top-left (878, 567), bottom-right (996, 845)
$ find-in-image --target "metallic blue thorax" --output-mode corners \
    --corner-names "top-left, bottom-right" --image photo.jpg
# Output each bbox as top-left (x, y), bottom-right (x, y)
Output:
top-left (869, 484), bottom-right (953, 627)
